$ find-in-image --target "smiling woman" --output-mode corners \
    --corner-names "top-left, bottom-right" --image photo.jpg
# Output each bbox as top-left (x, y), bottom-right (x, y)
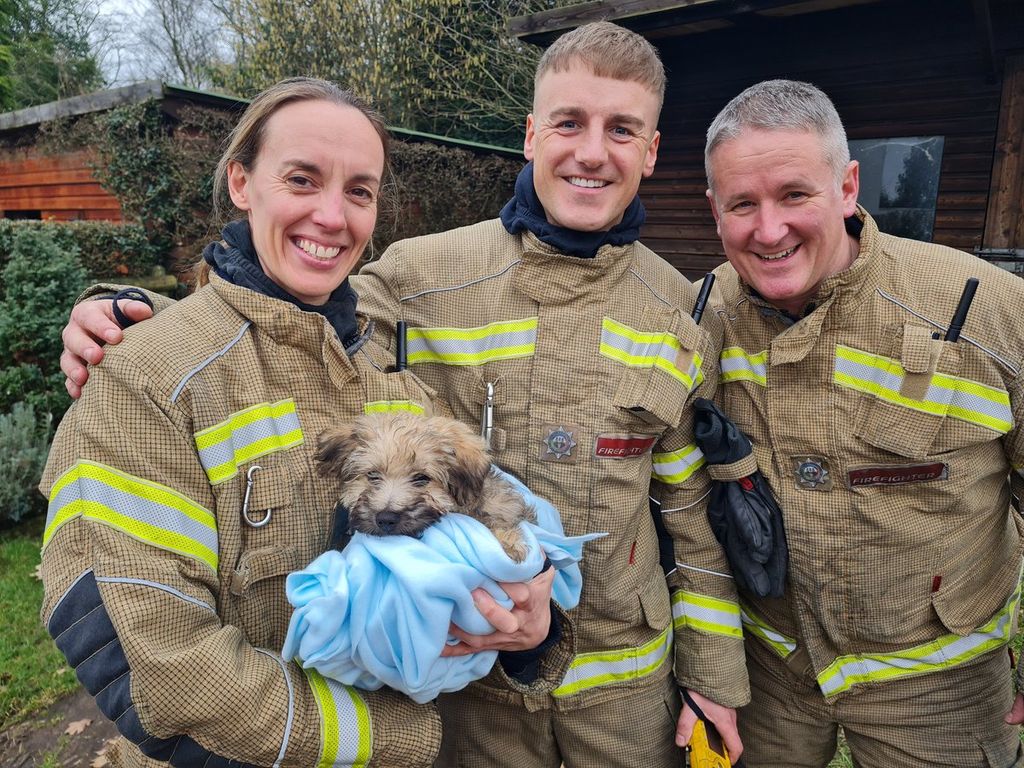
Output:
top-left (221, 98), bottom-right (384, 306)
top-left (35, 78), bottom-right (451, 767)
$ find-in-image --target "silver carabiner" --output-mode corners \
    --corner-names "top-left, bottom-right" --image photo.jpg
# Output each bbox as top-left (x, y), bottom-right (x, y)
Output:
top-left (241, 465), bottom-right (272, 528)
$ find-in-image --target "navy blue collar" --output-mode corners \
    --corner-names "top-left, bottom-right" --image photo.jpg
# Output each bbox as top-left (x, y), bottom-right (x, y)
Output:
top-left (499, 162), bottom-right (645, 258)
top-left (203, 219), bottom-right (361, 349)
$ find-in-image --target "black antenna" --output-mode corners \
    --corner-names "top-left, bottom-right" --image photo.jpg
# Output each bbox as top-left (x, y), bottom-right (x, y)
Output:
top-left (395, 320), bottom-right (408, 371)
top-left (944, 278), bottom-right (979, 343)
top-left (692, 273), bottom-right (716, 324)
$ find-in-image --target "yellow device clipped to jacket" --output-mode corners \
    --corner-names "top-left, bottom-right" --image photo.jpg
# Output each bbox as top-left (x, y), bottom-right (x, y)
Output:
top-left (682, 689), bottom-right (732, 768)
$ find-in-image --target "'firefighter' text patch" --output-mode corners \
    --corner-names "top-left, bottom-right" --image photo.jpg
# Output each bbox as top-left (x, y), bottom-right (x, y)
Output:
top-left (595, 434), bottom-right (657, 459)
top-left (848, 463), bottom-right (948, 487)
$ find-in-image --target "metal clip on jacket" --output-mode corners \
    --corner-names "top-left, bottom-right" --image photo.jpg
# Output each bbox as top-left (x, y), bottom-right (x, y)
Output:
top-left (242, 465), bottom-right (272, 527)
top-left (481, 382), bottom-right (495, 450)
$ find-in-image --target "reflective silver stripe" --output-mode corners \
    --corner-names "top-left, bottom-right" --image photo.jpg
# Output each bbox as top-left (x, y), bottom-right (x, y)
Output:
top-left (406, 318), bottom-right (537, 366)
top-left (600, 317), bottom-right (702, 389)
top-left (94, 576), bottom-right (215, 613)
top-left (254, 649), bottom-right (293, 768)
top-left (740, 605), bottom-right (797, 658)
top-left (817, 581), bottom-right (1021, 697)
top-left (304, 669), bottom-right (372, 767)
top-left (834, 344), bottom-right (1012, 433)
top-left (652, 444), bottom-right (705, 485)
top-left (553, 626), bottom-right (672, 697)
top-left (672, 591), bottom-right (743, 638)
top-left (172, 321), bottom-right (251, 403)
top-left (720, 346), bottom-right (767, 386)
top-left (195, 400), bottom-right (304, 485)
top-left (43, 461), bottom-right (218, 570)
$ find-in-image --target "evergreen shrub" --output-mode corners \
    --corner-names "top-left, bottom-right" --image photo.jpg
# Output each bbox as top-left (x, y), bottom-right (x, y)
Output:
top-left (0, 219), bottom-right (158, 292)
top-left (0, 226), bottom-right (89, 417)
top-left (0, 402), bottom-right (52, 525)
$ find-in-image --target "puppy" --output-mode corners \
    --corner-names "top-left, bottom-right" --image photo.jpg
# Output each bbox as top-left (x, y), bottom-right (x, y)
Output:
top-left (315, 412), bottom-right (534, 561)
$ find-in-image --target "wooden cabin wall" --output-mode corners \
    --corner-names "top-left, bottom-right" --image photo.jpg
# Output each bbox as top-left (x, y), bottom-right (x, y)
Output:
top-left (643, 0), bottom-right (1015, 280)
top-left (0, 148), bottom-right (121, 222)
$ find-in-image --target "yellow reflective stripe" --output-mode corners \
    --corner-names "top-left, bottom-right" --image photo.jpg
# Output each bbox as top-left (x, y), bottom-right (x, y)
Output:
top-left (652, 444), bottom-right (705, 485)
top-left (406, 317), bottom-right (538, 366)
top-left (553, 626), bottom-right (672, 697)
top-left (739, 604), bottom-right (797, 659)
top-left (720, 347), bottom-right (768, 386)
top-left (42, 461), bottom-right (217, 570)
top-left (817, 581), bottom-right (1021, 697)
top-left (305, 669), bottom-right (371, 767)
top-left (362, 400), bottom-right (426, 415)
top-left (600, 317), bottom-right (704, 389)
top-left (195, 400), bottom-right (304, 485)
top-left (834, 345), bottom-right (1012, 433)
top-left (672, 591), bottom-right (743, 638)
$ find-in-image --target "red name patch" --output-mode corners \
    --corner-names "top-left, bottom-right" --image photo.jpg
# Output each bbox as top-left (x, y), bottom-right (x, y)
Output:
top-left (595, 434), bottom-right (657, 458)
top-left (848, 463), bottom-right (948, 487)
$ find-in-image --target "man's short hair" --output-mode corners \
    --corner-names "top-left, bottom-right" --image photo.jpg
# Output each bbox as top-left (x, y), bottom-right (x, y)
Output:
top-left (704, 79), bottom-right (850, 191)
top-left (535, 21), bottom-right (666, 113)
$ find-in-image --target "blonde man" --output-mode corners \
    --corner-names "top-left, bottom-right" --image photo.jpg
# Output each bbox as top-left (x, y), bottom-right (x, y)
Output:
top-left (59, 23), bottom-right (749, 767)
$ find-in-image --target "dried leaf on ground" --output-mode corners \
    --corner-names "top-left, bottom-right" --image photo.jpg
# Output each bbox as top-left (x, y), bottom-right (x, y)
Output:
top-left (64, 718), bottom-right (92, 736)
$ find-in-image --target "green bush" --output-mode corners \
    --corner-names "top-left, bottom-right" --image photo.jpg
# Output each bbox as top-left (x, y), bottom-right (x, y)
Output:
top-left (0, 402), bottom-right (52, 525)
top-left (0, 226), bottom-right (89, 417)
top-left (0, 219), bottom-right (159, 291)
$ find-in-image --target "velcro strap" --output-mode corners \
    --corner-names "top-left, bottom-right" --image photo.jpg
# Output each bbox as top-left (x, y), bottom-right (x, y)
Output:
top-left (707, 454), bottom-right (758, 481)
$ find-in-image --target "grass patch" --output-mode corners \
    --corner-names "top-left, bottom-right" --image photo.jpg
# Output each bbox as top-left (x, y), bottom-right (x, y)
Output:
top-left (0, 515), bottom-right (78, 730)
top-left (829, 730), bottom-right (853, 767)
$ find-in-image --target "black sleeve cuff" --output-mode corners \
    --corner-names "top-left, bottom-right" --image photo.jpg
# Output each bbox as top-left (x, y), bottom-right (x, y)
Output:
top-left (497, 601), bottom-right (561, 684)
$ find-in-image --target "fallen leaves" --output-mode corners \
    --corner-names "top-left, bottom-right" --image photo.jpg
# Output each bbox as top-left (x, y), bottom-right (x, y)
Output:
top-left (64, 718), bottom-right (92, 736)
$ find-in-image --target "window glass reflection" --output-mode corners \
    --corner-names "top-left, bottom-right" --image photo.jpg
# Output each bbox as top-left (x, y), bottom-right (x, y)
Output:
top-left (849, 136), bottom-right (944, 241)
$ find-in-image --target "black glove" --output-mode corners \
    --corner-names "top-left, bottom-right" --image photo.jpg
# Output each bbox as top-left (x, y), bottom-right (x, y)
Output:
top-left (694, 398), bottom-right (788, 598)
top-left (707, 476), bottom-right (787, 597)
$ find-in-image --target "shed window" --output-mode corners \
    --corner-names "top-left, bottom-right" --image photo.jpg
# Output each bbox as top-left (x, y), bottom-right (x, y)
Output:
top-left (4, 210), bottom-right (42, 220)
top-left (849, 136), bottom-right (944, 241)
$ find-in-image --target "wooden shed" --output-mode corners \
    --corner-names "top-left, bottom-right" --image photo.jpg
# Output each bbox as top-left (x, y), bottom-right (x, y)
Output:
top-left (511, 0), bottom-right (1024, 280)
top-left (0, 82), bottom-right (249, 222)
top-left (0, 82), bottom-right (521, 224)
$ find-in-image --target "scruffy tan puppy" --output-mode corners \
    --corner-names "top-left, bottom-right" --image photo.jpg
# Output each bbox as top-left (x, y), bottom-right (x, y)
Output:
top-left (315, 412), bottom-right (534, 561)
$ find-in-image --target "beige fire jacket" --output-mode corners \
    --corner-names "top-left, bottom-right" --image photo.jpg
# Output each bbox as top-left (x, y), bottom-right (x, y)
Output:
top-left (710, 208), bottom-right (1024, 700)
top-left (40, 274), bottom-right (447, 767)
top-left (355, 218), bottom-right (750, 710)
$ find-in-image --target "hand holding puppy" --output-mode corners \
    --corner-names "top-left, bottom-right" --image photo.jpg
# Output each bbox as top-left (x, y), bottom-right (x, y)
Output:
top-left (441, 566), bottom-right (556, 656)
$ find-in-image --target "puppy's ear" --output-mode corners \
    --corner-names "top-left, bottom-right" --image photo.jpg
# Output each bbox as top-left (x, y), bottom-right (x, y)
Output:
top-left (315, 423), bottom-right (363, 478)
top-left (442, 421), bottom-right (491, 510)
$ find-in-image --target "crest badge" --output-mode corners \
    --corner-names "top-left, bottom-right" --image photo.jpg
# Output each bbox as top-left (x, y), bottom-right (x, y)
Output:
top-left (792, 455), bottom-right (833, 491)
top-left (540, 424), bottom-right (579, 462)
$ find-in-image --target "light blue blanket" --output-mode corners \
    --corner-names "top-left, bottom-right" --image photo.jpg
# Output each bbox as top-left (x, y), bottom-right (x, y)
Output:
top-left (282, 473), bottom-right (602, 703)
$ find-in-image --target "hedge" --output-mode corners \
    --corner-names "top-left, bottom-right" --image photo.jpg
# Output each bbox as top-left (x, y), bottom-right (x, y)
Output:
top-left (0, 219), bottom-right (161, 294)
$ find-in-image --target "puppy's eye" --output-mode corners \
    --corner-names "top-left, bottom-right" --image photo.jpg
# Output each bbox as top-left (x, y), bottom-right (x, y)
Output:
top-left (412, 473), bottom-right (430, 487)
top-left (367, 471), bottom-right (383, 485)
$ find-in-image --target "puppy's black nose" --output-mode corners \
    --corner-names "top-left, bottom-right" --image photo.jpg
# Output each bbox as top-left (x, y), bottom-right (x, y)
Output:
top-left (376, 511), bottom-right (400, 533)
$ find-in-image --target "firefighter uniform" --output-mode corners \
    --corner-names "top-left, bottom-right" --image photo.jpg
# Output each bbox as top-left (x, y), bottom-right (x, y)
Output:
top-left (711, 208), bottom-right (1024, 766)
top-left (39, 273), bottom-right (453, 767)
top-left (355, 218), bottom-right (749, 767)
